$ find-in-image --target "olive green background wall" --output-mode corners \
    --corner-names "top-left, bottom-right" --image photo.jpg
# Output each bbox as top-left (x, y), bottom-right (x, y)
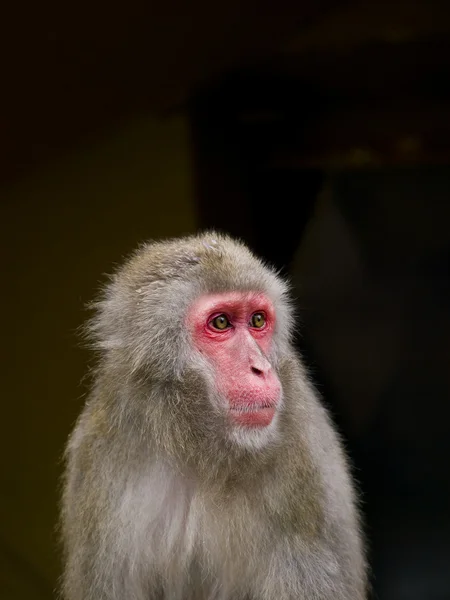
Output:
top-left (0, 114), bottom-right (197, 598)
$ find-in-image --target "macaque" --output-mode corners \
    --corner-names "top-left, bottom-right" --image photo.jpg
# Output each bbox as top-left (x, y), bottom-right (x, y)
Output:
top-left (60, 232), bottom-right (367, 600)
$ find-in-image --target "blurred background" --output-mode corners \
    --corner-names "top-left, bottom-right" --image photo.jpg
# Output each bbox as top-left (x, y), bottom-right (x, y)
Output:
top-left (2, 1), bottom-right (450, 598)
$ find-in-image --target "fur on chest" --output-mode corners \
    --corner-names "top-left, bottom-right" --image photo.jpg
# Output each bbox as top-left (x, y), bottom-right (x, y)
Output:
top-left (116, 461), bottom-right (263, 590)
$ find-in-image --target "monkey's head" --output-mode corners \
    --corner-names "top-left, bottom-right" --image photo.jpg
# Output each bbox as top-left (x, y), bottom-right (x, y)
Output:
top-left (89, 232), bottom-right (296, 454)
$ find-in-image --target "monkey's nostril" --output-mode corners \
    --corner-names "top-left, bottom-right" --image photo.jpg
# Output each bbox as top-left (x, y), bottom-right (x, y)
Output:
top-left (251, 366), bottom-right (263, 376)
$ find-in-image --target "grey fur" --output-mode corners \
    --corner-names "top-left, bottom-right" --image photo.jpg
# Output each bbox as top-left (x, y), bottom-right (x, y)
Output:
top-left (60, 232), bottom-right (367, 600)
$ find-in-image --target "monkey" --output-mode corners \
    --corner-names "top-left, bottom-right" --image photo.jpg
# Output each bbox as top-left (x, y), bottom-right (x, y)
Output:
top-left (60, 232), bottom-right (367, 600)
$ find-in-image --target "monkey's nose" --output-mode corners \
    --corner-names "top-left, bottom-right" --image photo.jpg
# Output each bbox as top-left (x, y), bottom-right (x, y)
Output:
top-left (250, 356), bottom-right (272, 376)
top-left (247, 340), bottom-right (272, 375)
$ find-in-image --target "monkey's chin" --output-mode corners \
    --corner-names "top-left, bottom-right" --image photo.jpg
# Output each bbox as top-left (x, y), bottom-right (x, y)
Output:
top-left (229, 406), bottom-right (276, 427)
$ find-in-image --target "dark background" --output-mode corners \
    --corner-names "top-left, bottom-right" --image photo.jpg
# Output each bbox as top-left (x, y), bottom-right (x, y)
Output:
top-left (2, 1), bottom-right (450, 598)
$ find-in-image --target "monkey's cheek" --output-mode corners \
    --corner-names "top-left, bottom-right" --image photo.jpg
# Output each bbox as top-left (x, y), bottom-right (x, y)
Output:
top-left (229, 406), bottom-right (276, 427)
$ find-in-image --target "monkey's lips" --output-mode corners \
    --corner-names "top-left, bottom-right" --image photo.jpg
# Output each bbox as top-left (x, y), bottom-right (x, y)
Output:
top-left (229, 404), bottom-right (276, 427)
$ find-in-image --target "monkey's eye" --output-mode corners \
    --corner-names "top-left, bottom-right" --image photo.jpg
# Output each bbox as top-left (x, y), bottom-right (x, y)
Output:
top-left (210, 314), bottom-right (231, 330)
top-left (250, 312), bottom-right (266, 328)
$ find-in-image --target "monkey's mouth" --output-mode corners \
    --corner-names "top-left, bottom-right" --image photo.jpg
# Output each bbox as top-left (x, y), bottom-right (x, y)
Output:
top-left (229, 404), bottom-right (276, 427)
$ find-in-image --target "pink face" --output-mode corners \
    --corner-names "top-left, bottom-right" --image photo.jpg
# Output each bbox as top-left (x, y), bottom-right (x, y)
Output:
top-left (188, 291), bottom-right (282, 427)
